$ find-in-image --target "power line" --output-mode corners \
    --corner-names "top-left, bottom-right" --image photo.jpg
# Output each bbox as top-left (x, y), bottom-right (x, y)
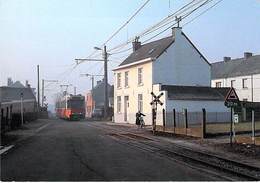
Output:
top-left (107, 0), bottom-right (208, 52)
top-left (102, 0), bottom-right (151, 46)
top-left (109, 0), bottom-right (220, 55)
top-left (182, 0), bottom-right (223, 27)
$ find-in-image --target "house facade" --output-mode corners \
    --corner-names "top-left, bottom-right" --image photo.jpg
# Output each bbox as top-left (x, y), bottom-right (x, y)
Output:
top-left (113, 27), bottom-right (227, 125)
top-left (211, 53), bottom-right (260, 102)
top-left (85, 79), bottom-right (113, 118)
top-left (85, 92), bottom-right (94, 118)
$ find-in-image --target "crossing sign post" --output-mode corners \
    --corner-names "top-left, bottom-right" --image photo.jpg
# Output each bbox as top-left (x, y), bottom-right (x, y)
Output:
top-left (150, 92), bottom-right (164, 135)
top-left (224, 88), bottom-right (240, 146)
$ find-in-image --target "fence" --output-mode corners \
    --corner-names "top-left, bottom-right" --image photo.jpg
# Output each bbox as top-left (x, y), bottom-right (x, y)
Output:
top-left (234, 110), bottom-right (260, 146)
top-left (155, 108), bottom-right (259, 140)
top-left (155, 109), bottom-right (207, 138)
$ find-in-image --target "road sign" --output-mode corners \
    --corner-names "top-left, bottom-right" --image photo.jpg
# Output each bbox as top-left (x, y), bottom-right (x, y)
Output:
top-left (224, 88), bottom-right (239, 108)
top-left (233, 114), bottom-right (239, 123)
top-left (150, 92), bottom-right (164, 106)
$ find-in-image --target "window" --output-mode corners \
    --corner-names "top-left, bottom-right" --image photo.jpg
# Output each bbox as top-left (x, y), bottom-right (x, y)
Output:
top-left (215, 82), bottom-right (221, 88)
top-left (242, 78), bottom-right (248, 89)
top-left (138, 94), bottom-right (143, 112)
top-left (117, 96), bottom-right (121, 113)
top-left (231, 80), bottom-right (235, 88)
top-left (117, 73), bottom-right (121, 88)
top-left (125, 71), bottom-right (129, 87)
top-left (138, 68), bottom-right (143, 85)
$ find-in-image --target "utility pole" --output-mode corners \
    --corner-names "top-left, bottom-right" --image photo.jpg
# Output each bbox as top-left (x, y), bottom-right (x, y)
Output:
top-left (20, 92), bottom-right (24, 125)
top-left (42, 79), bottom-right (44, 107)
top-left (74, 87), bottom-right (77, 95)
top-left (37, 65), bottom-right (40, 111)
top-left (42, 79), bottom-right (58, 107)
top-left (76, 46), bottom-right (109, 119)
top-left (60, 84), bottom-right (71, 96)
top-left (103, 45), bottom-right (108, 119)
top-left (60, 84), bottom-right (72, 110)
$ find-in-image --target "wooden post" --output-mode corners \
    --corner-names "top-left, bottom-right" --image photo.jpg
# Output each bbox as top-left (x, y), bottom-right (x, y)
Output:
top-left (173, 109), bottom-right (176, 133)
top-left (163, 108), bottom-right (166, 131)
top-left (184, 109), bottom-right (188, 135)
top-left (184, 109), bottom-right (188, 128)
top-left (252, 110), bottom-right (255, 144)
top-left (202, 108), bottom-right (206, 138)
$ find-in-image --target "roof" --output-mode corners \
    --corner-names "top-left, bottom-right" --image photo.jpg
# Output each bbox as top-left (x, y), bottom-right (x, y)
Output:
top-left (91, 80), bottom-right (113, 107)
top-left (161, 85), bottom-right (230, 101)
top-left (211, 55), bottom-right (260, 79)
top-left (119, 36), bottom-right (174, 67)
top-left (0, 87), bottom-right (36, 103)
top-left (9, 81), bottom-right (25, 88)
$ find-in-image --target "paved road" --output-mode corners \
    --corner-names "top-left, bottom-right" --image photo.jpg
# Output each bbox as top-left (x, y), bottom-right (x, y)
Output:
top-left (1, 119), bottom-right (226, 181)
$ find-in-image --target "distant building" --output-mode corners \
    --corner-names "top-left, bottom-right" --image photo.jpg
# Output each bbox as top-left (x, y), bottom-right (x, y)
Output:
top-left (113, 27), bottom-right (230, 125)
top-left (211, 53), bottom-right (260, 102)
top-left (85, 79), bottom-right (113, 118)
top-left (85, 92), bottom-right (94, 118)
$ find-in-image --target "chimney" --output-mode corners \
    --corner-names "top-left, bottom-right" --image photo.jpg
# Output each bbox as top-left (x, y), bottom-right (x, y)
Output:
top-left (25, 80), bottom-right (29, 87)
top-left (97, 80), bottom-right (101, 85)
top-left (7, 77), bottom-right (13, 86)
top-left (172, 27), bottom-right (182, 40)
top-left (223, 57), bottom-right (231, 62)
top-left (132, 37), bottom-right (141, 52)
top-left (244, 52), bottom-right (253, 59)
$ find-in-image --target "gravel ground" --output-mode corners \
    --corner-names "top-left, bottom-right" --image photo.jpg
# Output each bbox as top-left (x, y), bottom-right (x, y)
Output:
top-left (216, 143), bottom-right (260, 158)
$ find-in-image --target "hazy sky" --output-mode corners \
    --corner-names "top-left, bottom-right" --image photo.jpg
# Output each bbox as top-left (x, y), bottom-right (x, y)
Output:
top-left (1, 0), bottom-right (260, 105)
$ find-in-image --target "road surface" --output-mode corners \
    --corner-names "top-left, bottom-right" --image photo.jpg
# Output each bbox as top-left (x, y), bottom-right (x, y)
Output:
top-left (1, 119), bottom-right (228, 181)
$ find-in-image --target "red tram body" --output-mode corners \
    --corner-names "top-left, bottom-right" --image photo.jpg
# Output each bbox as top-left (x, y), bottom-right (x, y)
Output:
top-left (55, 94), bottom-right (85, 120)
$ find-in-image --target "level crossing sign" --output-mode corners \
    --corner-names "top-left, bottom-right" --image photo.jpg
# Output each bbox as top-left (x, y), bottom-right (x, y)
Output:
top-left (150, 92), bottom-right (164, 134)
top-left (150, 92), bottom-right (164, 106)
top-left (224, 88), bottom-right (240, 108)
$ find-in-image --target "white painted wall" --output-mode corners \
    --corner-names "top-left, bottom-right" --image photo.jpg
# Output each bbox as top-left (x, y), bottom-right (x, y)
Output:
top-left (114, 28), bottom-right (216, 125)
top-left (114, 61), bottom-right (154, 125)
top-left (153, 28), bottom-right (211, 87)
top-left (211, 73), bottom-right (260, 102)
top-left (151, 84), bottom-right (230, 125)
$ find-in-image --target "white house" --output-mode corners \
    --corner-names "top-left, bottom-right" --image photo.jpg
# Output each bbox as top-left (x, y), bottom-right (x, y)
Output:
top-left (113, 27), bottom-right (230, 125)
top-left (211, 53), bottom-right (260, 102)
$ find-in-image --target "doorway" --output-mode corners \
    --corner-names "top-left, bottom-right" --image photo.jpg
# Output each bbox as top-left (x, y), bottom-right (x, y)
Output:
top-left (124, 96), bottom-right (129, 122)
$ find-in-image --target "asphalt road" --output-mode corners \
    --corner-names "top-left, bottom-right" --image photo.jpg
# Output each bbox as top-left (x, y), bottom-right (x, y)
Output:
top-left (1, 119), bottom-right (226, 181)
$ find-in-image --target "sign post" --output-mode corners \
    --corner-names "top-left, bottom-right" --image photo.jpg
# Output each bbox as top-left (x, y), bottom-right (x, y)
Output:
top-left (224, 88), bottom-right (240, 146)
top-left (150, 92), bottom-right (164, 135)
top-left (20, 92), bottom-right (24, 126)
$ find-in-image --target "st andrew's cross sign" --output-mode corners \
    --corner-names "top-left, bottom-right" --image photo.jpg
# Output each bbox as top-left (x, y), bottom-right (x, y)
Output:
top-left (150, 92), bottom-right (164, 106)
top-left (150, 92), bottom-right (164, 134)
top-left (224, 88), bottom-right (240, 108)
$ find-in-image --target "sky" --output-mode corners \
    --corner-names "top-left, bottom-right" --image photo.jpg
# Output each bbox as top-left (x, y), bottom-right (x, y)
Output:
top-left (0, 0), bottom-right (260, 105)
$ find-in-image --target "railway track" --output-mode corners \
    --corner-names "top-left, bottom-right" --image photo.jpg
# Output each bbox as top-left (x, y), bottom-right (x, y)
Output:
top-left (88, 122), bottom-right (260, 181)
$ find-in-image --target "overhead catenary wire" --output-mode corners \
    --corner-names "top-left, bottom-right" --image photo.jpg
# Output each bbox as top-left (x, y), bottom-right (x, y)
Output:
top-left (107, 0), bottom-right (207, 53)
top-left (75, 0), bottom-right (151, 67)
top-left (51, 0), bottom-right (223, 97)
top-left (102, 0), bottom-right (151, 47)
top-left (109, 0), bottom-right (221, 56)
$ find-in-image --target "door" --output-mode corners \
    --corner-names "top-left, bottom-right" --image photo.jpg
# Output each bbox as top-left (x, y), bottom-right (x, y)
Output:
top-left (124, 96), bottom-right (129, 122)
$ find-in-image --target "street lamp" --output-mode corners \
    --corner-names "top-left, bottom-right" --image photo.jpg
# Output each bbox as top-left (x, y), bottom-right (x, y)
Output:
top-left (94, 47), bottom-right (102, 51)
